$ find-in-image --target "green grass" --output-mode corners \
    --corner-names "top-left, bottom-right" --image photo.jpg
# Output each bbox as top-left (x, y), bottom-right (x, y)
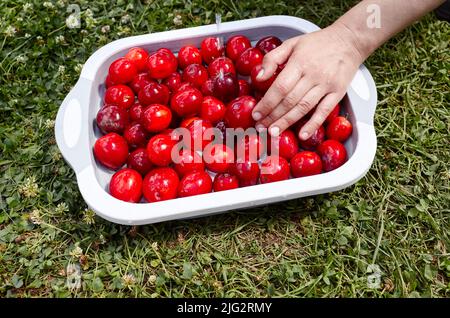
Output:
top-left (0, 0), bottom-right (449, 298)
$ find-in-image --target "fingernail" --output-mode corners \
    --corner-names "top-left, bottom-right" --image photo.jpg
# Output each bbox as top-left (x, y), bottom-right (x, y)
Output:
top-left (300, 132), bottom-right (309, 140)
top-left (256, 124), bottom-right (265, 132)
top-left (253, 112), bottom-right (262, 121)
top-left (270, 126), bottom-right (280, 137)
top-left (256, 68), bottom-right (264, 80)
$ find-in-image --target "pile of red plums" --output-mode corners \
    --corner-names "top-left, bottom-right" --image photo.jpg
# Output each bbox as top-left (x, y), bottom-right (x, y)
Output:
top-left (93, 35), bottom-right (353, 203)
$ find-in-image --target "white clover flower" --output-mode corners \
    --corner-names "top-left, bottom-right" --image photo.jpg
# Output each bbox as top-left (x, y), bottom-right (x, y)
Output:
top-left (99, 234), bottom-right (106, 244)
top-left (23, 3), bottom-right (33, 11)
top-left (58, 65), bottom-right (66, 74)
top-left (55, 35), bottom-right (65, 44)
top-left (66, 14), bottom-right (80, 29)
top-left (173, 14), bottom-right (183, 26)
top-left (55, 202), bottom-right (69, 214)
top-left (25, 33), bottom-right (31, 38)
top-left (16, 55), bottom-right (28, 63)
top-left (85, 9), bottom-right (93, 18)
top-left (4, 26), bottom-right (17, 37)
top-left (101, 25), bottom-right (110, 34)
top-left (74, 63), bottom-right (84, 73)
top-left (148, 275), bottom-right (157, 284)
top-left (70, 244), bottom-right (83, 258)
top-left (19, 176), bottom-right (39, 198)
top-left (82, 208), bottom-right (96, 225)
top-left (29, 209), bottom-right (42, 225)
top-left (43, 2), bottom-right (54, 9)
top-left (52, 150), bottom-right (62, 161)
top-left (37, 36), bottom-right (43, 41)
top-left (45, 118), bottom-right (55, 129)
top-left (121, 14), bottom-right (131, 24)
top-left (122, 274), bottom-right (136, 287)
top-left (57, 0), bottom-right (66, 8)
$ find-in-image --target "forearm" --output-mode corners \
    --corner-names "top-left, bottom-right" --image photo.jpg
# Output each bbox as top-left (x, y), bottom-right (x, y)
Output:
top-left (331, 0), bottom-right (446, 61)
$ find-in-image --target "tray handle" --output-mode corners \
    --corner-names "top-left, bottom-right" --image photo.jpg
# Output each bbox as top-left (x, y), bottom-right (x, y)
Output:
top-left (348, 65), bottom-right (378, 125)
top-left (54, 78), bottom-right (92, 174)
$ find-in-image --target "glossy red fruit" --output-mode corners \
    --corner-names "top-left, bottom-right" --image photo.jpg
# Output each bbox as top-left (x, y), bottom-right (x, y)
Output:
top-left (105, 75), bottom-right (118, 88)
top-left (170, 87), bottom-right (203, 117)
top-left (225, 95), bottom-right (257, 129)
top-left (256, 36), bottom-right (282, 55)
top-left (182, 63), bottom-right (209, 88)
top-left (141, 104), bottom-right (172, 133)
top-left (127, 148), bottom-right (153, 176)
top-left (94, 133), bottom-right (128, 170)
top-left (96, 105), bottom-right (129, 134)
top-left (269, 130), bottom-right (298, 160)
top-left (230, 160), bottom-right (260, 187)
top-left (226, 35), bottom-right (251, 61)
top-left (183, 118), bottom-right (213, 150)
top-left (213, 173), bottom-right (239, 192)
top-left (178, 171), bottom-right (212, 197)
top-left (178, 45), bottom-right (202, 69)
top-left (180, 116), bottom-right (201, 129)
top-left (123, 122), bottom-right (148, 149)
top-left (298, 125), bottom-right (325, 150)
top-left (108, 57), bottom-right (137, 84)
top-left (173, 149), bottom-right (205, 177)
top-left (138, 82), bottom-right (170, 106)
top-left (238, 79), bottom-right (252, 97)
top-left (146, 134), bottom-right (177, 166)
top-left (104, 85), bottom-right (135, 109)
top-left (201, 37), bottom-right (224, 64)
top-left (142, 167), bottom-right (179, 202)
top-left (214, 120), bottom-right (227, 141)
top-left (200, 96), bottom-right (226, 124)
top-left (317, 140), bottom-right (347, 172)
top-left (201, 78), bottom-right (215, 96)
top-left (163, 72), bottom-right (182, 93)
top-left (203, 143), bottom-right (234, 173)
top-left (147, 49), bottom-right (177, 79)
top-left (325, 103), bottom-right (340, 125)
top-left (326, 116), bottom-right (353, 142)
top-left (130, 72), bottom-right (154, 94)
top-left (236, 48), bottom-right (263, 76)
top-left (235, 133), bottom-right (265, 162)
top-left (260, 155), bottom-right (290, 184)
top-left (251, 64), bottom-right (277, 92)
top-left (125, 47), bottom-right (149, 72)
top-left (208, 57), bottom-right (236, 78)
top-left (129, 102), bottom-right (145, 122)
top-left (213, 72), bottom-right (238, 102)
top-left (290, 151), bottom-right (322, 178)
top-left (176, 82), bottom-right (195, 93)
top-left (109, 168), bottom-right (143, 203)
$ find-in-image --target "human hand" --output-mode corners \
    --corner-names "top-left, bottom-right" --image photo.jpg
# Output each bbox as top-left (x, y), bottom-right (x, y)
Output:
top-left (251, 23), bottom-right (365, 140)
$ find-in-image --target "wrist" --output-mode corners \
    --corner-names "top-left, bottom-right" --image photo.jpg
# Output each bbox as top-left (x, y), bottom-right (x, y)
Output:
top-left (327, 21), bottom-right (372, 64)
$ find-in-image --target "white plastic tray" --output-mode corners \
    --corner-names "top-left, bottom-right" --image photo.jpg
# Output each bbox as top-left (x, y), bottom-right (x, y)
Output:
top-left (55, 16), bottom-right (377, 225)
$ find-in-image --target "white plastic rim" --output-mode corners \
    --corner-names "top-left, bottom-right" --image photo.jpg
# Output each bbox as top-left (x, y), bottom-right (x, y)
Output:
top-left (55, 16), bottom-right (378, 225)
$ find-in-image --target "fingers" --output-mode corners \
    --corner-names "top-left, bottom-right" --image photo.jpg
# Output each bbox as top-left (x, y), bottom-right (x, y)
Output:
top-left (256, 38), bottom-right (296, 81)
top-left (269, 86), bottom-right (326, 136)
top-left (256, 77), bottom-right (314, 129)
top-left (252, 55), bottom-right (303, 122)
top-left (298, 93), bottom-right (342, 140)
